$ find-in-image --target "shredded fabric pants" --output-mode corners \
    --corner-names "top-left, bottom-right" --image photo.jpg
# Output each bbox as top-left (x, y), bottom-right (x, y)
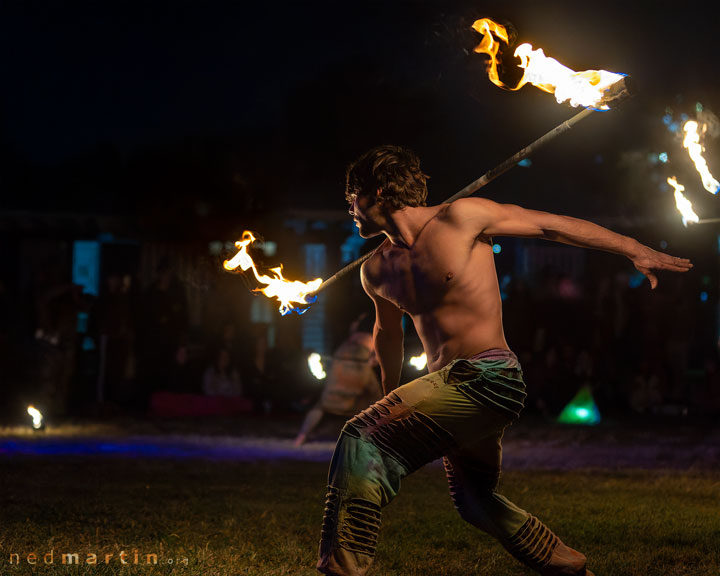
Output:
top-left (317, 349), bottom-right (583, 576)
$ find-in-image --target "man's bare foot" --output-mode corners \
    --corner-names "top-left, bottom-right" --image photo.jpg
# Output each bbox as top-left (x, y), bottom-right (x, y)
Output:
top-left (293, 434), bottom-right (307, 447)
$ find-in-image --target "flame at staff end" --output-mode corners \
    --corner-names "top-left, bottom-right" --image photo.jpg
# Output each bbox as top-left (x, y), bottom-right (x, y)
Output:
top-left (470, 18), bottom-right (511, 90)
top-left (683, 121), bottom-right (719, 194)
top-left (223, 231), bottom-right (322, 316)
top-left (667, 177), bottom-right (700, 227)
top-left (471, 17), bottom-right (626, 110)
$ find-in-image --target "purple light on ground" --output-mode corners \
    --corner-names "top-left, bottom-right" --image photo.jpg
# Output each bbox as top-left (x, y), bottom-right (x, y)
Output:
top-left (0, 438), bottom-right (335, 462)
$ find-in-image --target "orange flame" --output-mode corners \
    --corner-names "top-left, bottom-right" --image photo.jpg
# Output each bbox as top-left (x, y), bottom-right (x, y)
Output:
top-left (682, 120), bottom-right (719, 194)
top-left (667, 177), bottom-right (699, 227)
top-left (471, 18), bottom-right (511, 90)
top-left (471, 18), bottom-right (625, 109)
top-left (223, 231), bottom-right (322, 315)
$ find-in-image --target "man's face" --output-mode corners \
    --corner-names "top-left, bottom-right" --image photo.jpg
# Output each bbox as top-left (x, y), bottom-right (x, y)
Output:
top-left (348, 189), bottom-right (383, 238)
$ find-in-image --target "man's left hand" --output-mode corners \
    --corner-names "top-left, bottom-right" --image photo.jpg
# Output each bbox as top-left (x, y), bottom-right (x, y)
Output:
top-left (631, 245), bottom-right (693, 289)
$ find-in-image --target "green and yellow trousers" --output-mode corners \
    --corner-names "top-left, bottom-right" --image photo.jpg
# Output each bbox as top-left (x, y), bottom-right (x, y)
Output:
top-left (317, 349), bottom-right (589, 576)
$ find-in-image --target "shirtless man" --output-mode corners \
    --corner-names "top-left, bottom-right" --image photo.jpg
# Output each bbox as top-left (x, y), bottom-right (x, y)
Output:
top-left (316, 145), bottom-right (692, 576)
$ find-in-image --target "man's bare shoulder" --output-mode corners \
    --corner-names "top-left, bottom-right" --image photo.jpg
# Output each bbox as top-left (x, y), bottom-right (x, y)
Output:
top-left (359, 257), bottom-right (375, 282)
top-left (437, 198), bottom-right (500, 239)
top-left (443, 197), bottom-right (498, 220)
top-left (360, 243), bottom-right (387, 293)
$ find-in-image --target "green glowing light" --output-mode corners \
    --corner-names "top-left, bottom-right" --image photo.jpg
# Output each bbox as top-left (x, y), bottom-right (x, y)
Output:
top-left (557, 385), bottom-right (601, 426)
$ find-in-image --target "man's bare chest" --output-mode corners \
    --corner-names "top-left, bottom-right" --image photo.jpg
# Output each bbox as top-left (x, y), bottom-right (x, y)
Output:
top-left (365, 230), bottom-right (480, 311)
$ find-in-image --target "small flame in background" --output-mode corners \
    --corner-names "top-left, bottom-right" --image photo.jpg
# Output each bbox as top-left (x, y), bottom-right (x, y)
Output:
top-left (471, 18), bottom-right (625, 110)
top-left (683, 120), bottom-right (719, 194)
top-left (667, 177), bottom-right (700, 227)
top-left (27, 405), bottom-right (44, 430)
top-left (408, 352), bottom-right (427, 370)
top-left (307, 353), bottom-right (327, 380)
top-left (223, 231), bottom-right (322, 316)
top-left (659, 106), bottom-right (719, 226)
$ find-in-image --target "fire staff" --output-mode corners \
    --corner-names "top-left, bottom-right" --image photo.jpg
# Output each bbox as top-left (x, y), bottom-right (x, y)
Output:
top-left (316, 145), bottom-right (692, 576)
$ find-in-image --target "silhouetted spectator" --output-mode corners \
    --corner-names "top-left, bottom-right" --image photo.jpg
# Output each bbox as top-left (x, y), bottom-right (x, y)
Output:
top-left (97, 273), bottom-right (135, 409)
top-left (629, 361), bottom-right (663, 414)
top-left (203, 347), bottom-right (242, 397)
top-left (167, 345), bottom-right (198, 393)
top-left (0, 280), bottom-right (9, 396)
top-left (35, 283), bottom-right (86, 416)
top-left (216, 321), bottom-right (243, 365)
top-left (135, 259), bottom-right (188, 412)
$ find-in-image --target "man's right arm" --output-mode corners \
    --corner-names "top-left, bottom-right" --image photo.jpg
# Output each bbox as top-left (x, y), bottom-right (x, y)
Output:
top-left (361, 263), bottom-right (404, 395)
top-left (447, 197), bottom-right (692, 289)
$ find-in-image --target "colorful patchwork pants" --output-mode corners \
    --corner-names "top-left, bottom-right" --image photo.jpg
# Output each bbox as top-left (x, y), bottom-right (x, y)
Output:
top-left (317, 349), bottom-right (585, 576)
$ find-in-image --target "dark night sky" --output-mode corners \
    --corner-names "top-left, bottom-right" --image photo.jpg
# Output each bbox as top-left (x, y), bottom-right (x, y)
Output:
top-left (2, 0), bottom-right (718, 221)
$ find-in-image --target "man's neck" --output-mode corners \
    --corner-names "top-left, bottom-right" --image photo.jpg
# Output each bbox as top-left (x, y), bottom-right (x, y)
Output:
top-left (383, 205), bottom-right (436, 248)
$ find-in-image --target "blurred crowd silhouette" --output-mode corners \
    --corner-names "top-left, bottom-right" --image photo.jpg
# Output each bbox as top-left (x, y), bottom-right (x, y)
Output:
top-left (502, 268), bottom-right (720, 419)
top-left (1, 248), bottom-right (718, 423)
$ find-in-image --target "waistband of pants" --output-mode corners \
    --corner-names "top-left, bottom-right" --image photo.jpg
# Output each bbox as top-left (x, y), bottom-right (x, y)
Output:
top-left (455, 348), bottom-right (525, 418)
top-left (466, 348), bottom-right (520, 368)
top-left (466, 348), bottom-right (519, 366)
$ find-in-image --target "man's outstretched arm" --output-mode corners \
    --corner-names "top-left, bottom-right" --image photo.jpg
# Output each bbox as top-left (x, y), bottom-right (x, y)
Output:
top-left (448, 197), bottom-right (693, 289)
top-left (361, 264), bottom-right (404, 394)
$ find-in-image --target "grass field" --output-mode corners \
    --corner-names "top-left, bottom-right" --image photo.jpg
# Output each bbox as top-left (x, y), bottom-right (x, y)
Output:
top-left (1, 453), bottom-right (718, 576)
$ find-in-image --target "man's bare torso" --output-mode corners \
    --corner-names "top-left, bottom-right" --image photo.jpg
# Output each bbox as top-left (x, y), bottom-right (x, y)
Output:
top-left (362, 203), bottom-right (509, 372)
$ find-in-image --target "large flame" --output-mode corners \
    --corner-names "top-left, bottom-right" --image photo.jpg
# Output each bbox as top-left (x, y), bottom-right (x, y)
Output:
top-left (471, 18), bottom-right (625, 109)
top-left (667, 177), bottom-right (699, 227)
top-left (682, 121), bottom-right (719, 194)
top-left (223, 231), bottom-right (322, 316)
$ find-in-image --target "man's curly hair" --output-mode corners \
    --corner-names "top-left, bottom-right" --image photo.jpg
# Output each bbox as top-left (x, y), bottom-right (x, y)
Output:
top-left (345, 145), bottom-right (429, 210)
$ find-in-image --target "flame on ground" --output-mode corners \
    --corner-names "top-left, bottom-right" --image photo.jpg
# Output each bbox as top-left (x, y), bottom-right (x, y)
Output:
top-left (223, 231), bottom-right (322, 316)
top-left (683, 121), bottom-right (719, 194)
top-left (471, 18), bottom-right (625, 110)
top-left (667, 177), bottom-right (699, 227)
top-left (27, 405), bottom-right (44, 429)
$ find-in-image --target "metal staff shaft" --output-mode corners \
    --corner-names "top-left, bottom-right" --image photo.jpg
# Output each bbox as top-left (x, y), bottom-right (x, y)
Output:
top-left (692, 218), bottom-right (720, 225)
top-left (445, 107), bottom-right (595, 202)
top-left (311, 106), bottom-right (596, 296)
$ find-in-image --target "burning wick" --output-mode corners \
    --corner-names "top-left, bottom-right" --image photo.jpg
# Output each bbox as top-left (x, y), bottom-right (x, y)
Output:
top-left (310, 22), bottom-right (633, 300)
top-left (307, 353), bottom-right (327, 380)
top-left (27, 405), bottom-right (44, 430)
top-left (683, 121), bottom-right (719, 194)
top-left (667, 177), bottom-right (700, 227)
top-left (471, 18), bottom-right (626, 110)
top-left (223, 231), bottom-right (322, 316)
top-left (409, 352), bottom-right (427, 371)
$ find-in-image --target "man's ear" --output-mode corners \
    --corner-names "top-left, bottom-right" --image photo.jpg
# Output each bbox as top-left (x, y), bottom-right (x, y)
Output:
top-left (374, 187), bottom-right (384, 207)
